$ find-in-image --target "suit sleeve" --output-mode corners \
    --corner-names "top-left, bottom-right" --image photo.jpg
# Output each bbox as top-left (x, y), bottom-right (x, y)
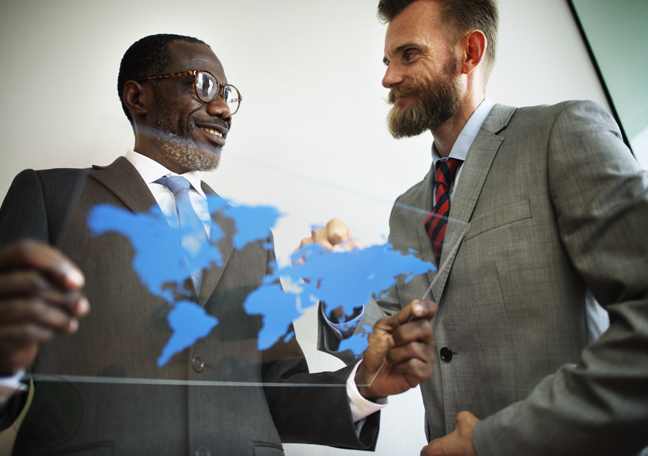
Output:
top-left (0, 169), bottom-right (51, 428)
top-left (316, 196), bottom-right (408, 364)
top-left (474, 101), bottom-right (648, 456)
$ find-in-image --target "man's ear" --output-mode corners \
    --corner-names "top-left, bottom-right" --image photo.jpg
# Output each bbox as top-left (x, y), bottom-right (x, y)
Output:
top-left (123, 80), bottom-right (150, 118)
top-left (460, 30), bottom-right (487, 75)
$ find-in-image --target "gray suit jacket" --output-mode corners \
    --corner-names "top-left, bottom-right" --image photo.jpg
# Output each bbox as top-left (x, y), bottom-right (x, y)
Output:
top-left (0, 157), bottom-right (379, 455)
top-left (321, 101), bottom-right (648, 455)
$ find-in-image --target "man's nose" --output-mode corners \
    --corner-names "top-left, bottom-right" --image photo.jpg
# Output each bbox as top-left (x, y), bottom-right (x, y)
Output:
top-left (382, 63), bottom-right (404, 89)
top-left (206, 95), bottom-right (231, 119)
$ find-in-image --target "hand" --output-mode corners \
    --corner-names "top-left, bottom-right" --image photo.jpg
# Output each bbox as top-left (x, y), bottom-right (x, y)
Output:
top-left (421, 411), bottom-right (480, 456)
top-left (297, 218), bottom-right (363, 254)
top-left (296, 218), bottom-right (364, 323)
top-left (0, 241), bottom-right (88, 378)
top-left (355, 300), bottom-right (437, 400)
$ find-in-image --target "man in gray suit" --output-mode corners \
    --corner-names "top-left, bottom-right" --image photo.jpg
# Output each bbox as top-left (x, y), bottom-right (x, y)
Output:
top-left (313, 0), bottom-right (648, 455)
top-left (0, 34), bottom-right (438, 454)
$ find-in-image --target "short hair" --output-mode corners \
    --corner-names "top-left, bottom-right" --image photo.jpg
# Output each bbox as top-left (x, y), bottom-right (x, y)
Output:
top-left (117, 34), bottom-right (209, 127)
top-left (378, 0), bottom-right (498, 78)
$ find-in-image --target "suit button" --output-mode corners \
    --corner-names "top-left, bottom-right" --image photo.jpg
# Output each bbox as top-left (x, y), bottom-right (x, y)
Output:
top-left (192, 355), bottom-right (204, 373)
top-left (195, 446), bottom-right (211, 456)
top-left (440, 347), bottom-right (453, 362)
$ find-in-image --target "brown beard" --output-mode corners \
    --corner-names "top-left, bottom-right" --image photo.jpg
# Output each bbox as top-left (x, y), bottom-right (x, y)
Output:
top-left (152, 87), bottom-right (221, 172)
top-left (387, 57), bottom-right (461, 139)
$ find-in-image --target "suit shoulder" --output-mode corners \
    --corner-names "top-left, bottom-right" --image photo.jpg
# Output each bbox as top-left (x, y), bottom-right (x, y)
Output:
top-left (513, 100), bottom-right (611, 123)
top-left (396, 178), bottom-right (427, 206)
top-left (34, 167), bottom-right (89, 181)
top-left (30, 168), bottom-right (90, 197)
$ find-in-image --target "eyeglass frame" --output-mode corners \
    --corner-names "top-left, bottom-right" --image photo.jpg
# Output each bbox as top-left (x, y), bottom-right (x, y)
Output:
top-left (142, 70), bottom-right (243, 115)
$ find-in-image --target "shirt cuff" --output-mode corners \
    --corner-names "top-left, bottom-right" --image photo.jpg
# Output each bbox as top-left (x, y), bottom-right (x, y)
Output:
top-left (321, 304), bottom-right (365, 338)
top-left (0, 370), bottom-right (26, 390)
top-left (347, 361), bottom-right (387, 422)
top-left (0, 370), bottom-right (27, 405)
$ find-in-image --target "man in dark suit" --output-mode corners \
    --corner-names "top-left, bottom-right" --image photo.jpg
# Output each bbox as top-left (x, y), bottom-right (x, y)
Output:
top-left (0, 34), bottom-right (437, 455)
top-left (312, 1), bottom-right (648, 455)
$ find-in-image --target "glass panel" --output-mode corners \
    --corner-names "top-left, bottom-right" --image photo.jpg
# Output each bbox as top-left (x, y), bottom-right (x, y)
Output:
top-left (571, 0), bottom-right (648, 168)
top-left (0, 127), bottom-right (469, 454)
top-left (11, 168), bottom-right (469, 390)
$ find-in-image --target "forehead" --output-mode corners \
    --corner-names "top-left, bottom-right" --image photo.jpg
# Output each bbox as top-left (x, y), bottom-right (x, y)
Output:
top-left (164, 40), bottom-right (227, 83)
top-left (384, 1), bottom-right (447, 56)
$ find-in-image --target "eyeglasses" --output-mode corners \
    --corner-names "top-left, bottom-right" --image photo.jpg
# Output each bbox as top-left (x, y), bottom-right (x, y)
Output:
top-left (144, 70), bottom-right (243, 115)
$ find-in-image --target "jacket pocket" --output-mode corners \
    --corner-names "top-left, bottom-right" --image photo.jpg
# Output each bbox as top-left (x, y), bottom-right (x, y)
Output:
top-left (464, 199), bottom-right (531, 241)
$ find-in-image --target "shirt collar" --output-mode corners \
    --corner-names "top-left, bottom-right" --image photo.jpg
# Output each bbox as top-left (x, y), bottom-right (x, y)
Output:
top-left (125, 150), bottom-right (206, 198)
top-left (432, 98), bottom-right (495, 165)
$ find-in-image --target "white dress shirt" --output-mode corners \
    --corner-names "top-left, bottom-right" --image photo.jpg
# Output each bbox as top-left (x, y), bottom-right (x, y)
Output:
top-left (124, 150), bottom-right (212, 236)
top-left (432, 98), bottom-right (495, 201)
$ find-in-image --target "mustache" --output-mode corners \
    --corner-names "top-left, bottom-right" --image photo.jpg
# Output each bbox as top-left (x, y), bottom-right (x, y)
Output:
top-left (387, 79), bottom-right (426, 105)
top-left (191, 117), bottom-right (230, 131)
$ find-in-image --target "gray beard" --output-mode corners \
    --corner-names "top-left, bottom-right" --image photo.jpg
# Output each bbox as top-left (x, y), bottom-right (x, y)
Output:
top-left (152, 86), bottom-right (221, 172)
top-left (387, 59), bottom-right (461, 139)
top-left (153, 128), bottom-right (220, 173)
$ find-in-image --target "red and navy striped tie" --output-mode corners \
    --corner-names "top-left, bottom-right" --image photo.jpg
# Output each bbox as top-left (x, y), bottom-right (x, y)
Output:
top-left (424, 158), bottom-right (463, 265)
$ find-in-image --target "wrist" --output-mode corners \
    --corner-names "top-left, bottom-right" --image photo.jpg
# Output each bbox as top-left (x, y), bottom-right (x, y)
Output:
top-left (355, 362), bottom-right (383, 402)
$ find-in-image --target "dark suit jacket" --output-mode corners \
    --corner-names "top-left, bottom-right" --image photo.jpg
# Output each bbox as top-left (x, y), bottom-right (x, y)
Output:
top-left (321, 101), bottom-right (648, 456)
top-left (0, 157), bottom-right (379, 455)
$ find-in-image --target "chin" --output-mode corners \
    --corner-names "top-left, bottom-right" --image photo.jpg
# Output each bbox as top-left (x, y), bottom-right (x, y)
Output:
top-left (158, 141), bottom-right (221, 172)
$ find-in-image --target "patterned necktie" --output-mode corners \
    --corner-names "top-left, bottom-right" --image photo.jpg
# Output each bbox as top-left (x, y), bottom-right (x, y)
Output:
top-left (424, 158), bottom-right (463, 266)
top-left (156, 176), bottom-right (208, 293)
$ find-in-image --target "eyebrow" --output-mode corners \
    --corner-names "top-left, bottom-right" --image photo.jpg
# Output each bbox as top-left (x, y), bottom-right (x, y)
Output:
top-left (383, 41), bottom-right (422, 66)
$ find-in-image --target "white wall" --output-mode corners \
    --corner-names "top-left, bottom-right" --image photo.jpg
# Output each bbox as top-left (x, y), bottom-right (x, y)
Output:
top-left (0, 0), bottom-right (614, 455)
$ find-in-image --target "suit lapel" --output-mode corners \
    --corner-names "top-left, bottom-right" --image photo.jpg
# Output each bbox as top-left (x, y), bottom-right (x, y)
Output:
top-left (90, 158), bottom-right (234, 304)
top-left (90, 156), bottom-right (158, 213)
top-left (430, 104), bottom-right (517, 302)
top-left (198, 182), bottom-right (234, 306)
top-left (90, 157), bottom-right (201, 298)
top-left (411, 166), bottom-right (440, 290)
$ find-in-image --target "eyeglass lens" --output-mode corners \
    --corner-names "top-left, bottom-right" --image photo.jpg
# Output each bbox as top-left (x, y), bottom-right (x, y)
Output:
top-left (195, 72), bottom-right (215, 101)
top-left (195, 72), bottom-right (240, 114)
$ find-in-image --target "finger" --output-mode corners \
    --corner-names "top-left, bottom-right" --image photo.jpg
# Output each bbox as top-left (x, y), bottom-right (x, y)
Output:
top-left (387, 357), bottom-right (433, 384)
top-left (426, 439), bottom-right (443, 456)
top-left (0, 271), bottom-right (89, 317)
top-left (0, 241), bottom-right (84, 290)
top-left (323, 218), bottom-right (351, 245)
top-left (455, 410), bottom-right (479, 427)
top-left (392, 318), bottom-right (435, 347)
top-left (308, 228), bottom-right (334, 250)
top-left (379, 300), bottom-right (438, 332)
top-left (0, 298), bottom-right (81, 334)
top-left (0, 324), bottom-right (58, 352)
top-left (386, 340), bottom-right (435, 366)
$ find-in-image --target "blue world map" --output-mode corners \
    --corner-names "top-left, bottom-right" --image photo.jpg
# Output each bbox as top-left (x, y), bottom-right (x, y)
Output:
top-left (87, 196), bottom-right (436, 367)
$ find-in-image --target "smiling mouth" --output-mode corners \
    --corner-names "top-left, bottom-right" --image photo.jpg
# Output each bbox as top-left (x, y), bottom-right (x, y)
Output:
top-left (198, 126), bottom-right (223, 138)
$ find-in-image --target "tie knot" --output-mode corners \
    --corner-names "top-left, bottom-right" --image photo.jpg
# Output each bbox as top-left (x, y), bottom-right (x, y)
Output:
top-left (435, 158), bottom-right (463, 187)
top-left (156, 176), bottom-right (192, 197)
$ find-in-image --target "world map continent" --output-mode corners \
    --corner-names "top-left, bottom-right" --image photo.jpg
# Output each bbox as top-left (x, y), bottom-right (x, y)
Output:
top-left (87, 195), bottom-right (435, 368)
